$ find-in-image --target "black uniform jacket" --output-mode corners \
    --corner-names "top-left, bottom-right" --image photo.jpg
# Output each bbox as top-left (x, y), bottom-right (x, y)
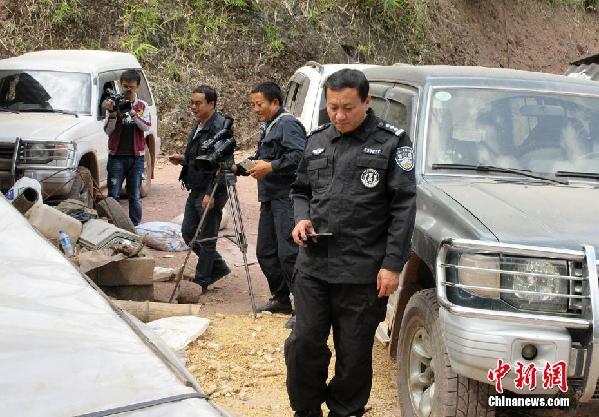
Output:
top-left (291, 109), bottom-right (417, 284)
top-left (253, 108), bottom-right (306, 202)
top-left (181, 112), bottom-right (231, 193)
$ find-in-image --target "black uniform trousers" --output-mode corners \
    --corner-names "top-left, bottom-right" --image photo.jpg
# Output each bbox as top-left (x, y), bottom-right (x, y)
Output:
top-left (285, 271), bottom-right (388, 417)
top-left (181, 188), bottom-right (228, 286)
top-left (256, 197), bottom-right (298, 301)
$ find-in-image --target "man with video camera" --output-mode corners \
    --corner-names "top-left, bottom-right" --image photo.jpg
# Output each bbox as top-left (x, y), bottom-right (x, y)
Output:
top-left (103, 69), bottom-right (152, 226)
top-left (169, 85), bottom-right (232, 291)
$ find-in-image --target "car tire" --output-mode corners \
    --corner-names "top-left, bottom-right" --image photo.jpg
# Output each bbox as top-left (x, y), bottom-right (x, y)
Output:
top-left (140, 147), bottom-right (152, 198)
top-left (398, 288), bottom-right (495, 417)
top-left (68, 166), bottom-right (94, 208)
top-left (96, 197), bottom-right (136, 234)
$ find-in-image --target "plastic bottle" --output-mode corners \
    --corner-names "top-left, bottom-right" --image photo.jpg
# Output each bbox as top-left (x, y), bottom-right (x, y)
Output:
top-left (59, 229), bottom-right (74, 257)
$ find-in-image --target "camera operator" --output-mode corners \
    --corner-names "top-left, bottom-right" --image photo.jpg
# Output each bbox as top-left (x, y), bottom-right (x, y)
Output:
top-left (169, 85), bottom-right (231, 291)
top-left (103, 70), bottom-right (151, 226)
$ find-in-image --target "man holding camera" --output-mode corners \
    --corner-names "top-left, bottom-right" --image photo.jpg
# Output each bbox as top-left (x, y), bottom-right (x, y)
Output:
top-left (239, 81), bottom-right (306, 318)
top-left (169, 85), bottom-right (231, 291)
top-left (103, 69), bottom-right (151, 226)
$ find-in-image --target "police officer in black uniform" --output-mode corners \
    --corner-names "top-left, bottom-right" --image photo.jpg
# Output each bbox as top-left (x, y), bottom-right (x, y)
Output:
top-left (169, 85), bottom-right (232, 291)
top-left (239, 81), bottom-right (306, 318)
top-left (285, 69), bottom-right (416, 417)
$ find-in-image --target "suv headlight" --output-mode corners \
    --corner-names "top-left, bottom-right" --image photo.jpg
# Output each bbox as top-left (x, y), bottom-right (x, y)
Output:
top-left (20, 142), bottom-right (75, 165)
top-left (500, 257), bottom-right (569, 313)
top-left (457, 254), bottom-right (569, 313)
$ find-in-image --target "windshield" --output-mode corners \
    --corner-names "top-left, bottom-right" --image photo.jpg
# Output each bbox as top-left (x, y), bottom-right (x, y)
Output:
top-left (0, 70), bottom-right (91, 114)
top-left (426, 88), bottom-right (599, 177)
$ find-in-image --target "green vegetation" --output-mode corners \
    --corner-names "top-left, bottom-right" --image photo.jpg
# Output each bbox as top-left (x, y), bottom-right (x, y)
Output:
top-left (50, 0), bottom-right (82, 26)
top-left (264, 23), bottom-right (285, 53)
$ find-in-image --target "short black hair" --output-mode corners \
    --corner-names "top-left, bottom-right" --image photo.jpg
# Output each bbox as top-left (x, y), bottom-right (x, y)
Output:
top-left (120, 69), bottom-right (141, 85)
top-left (250, 81), bottom-right (283, 105)
top-left (324, 69), bottom-right (369, 102)
top-left (192, 85), bottom-right (218, 107)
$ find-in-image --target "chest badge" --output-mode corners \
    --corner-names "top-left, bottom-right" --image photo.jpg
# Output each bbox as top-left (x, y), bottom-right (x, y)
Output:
top-left (395, 146), bottom-right (414, 171)
top-left (312, 148), bottom-right (325, 155)
top-left (361, 168), bottom-right (380, 188)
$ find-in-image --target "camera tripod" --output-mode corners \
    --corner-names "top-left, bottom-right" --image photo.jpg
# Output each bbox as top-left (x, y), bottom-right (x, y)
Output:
top-left (169, 164), bottom-right (257, 317)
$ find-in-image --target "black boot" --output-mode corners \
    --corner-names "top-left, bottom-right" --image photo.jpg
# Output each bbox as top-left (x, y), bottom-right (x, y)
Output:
top-left (257, 297), bottom-right (292, 314)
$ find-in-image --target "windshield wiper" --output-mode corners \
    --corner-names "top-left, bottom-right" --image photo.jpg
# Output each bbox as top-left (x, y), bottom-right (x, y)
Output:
top-left (0, 106), bottom-right (19, 114)
top-left (19, 108), bottom-right (79, 118)
top-left (555, 171), bottom-right (599, 180)
top-left (432, 163), bottom-right (568, 185)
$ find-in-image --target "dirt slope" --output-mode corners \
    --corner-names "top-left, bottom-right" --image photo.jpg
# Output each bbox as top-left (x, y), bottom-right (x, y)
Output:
top-left (1, 1), bottom-right (598, 152)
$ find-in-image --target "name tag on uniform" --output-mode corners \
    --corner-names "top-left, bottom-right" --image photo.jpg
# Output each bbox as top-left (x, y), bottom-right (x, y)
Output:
top-left (363, 147), bottom-right (381, 155)
top-left (312, 148), bottom-right (325, 155)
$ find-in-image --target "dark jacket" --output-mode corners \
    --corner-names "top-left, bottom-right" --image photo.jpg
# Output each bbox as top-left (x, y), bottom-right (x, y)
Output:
top-left (181, 112), bottom-right (231, 193)
top-left (252, 108), bottom-right (306, 202)
top-left (291, 109), bottom-right (417, 284)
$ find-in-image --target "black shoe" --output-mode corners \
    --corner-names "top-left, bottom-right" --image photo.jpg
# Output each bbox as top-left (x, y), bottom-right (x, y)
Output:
top-left (211, 263), bottom-right (231, 281)
top-left (257, 298), bottom-right (292, 314)
top-left (194, 263), bottom-right (231, 290)
top-left (285, 314), bottom-right (296, 329)
top-left (295, 410), bottom-right (323, 417)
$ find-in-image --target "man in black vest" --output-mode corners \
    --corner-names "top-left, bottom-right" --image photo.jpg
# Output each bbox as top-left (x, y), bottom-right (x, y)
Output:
top-left (237, 81), bottom-right (306, 319)
top-left (169, 85), bottom-right (231, 291)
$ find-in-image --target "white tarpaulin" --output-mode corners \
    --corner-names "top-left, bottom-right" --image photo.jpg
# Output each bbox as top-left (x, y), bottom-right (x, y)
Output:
top-left (0, 198), bottom-right (229, 417)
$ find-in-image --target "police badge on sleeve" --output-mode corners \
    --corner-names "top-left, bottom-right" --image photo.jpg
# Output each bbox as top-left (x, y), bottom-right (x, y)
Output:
top-left (395, 146), bottom-right (414, 171)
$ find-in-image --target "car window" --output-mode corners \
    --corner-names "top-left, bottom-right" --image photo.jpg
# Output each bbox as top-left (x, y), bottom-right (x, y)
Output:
top-left (292, 79), bottom-right (309, 118)
top-left (285, 82), bottom-right (300, 112)
top-left (286, 75), bottom-right (309, 119)
top-left (137, 71), bottom-right (153, 105)
top-left (425, 87), bottom-right (599, 176)
top-left (317, 91), bottom-right (329, 125)
top-left (0, 70), bottom-right (91, 113)
top-left (97, 71), bottom-right (120, 118)
top-left (385, 85), bottom-right (416, 132)
top-left (370, 96), bottom-right (388, 118)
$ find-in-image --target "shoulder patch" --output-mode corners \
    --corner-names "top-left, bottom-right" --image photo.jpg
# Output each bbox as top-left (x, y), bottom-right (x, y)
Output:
top-left (307, 123), bottom-right (330, 137)
top-left (377, 121), bottom-right (405, 137)
top-left (395, 146), bottom-right (414, 171)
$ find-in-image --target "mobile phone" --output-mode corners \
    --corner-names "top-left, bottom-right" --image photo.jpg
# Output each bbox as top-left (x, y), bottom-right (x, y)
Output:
top-left (307, 232), bottom-right (333, 238)
top-left (305, 232), bottom-right (333, 246)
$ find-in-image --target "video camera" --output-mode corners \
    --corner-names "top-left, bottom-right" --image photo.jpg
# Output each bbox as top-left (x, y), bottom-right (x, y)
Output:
top-left (106, 88), bottom-right (133, 113)
top-left (194, 117), bottom-right (236, 171)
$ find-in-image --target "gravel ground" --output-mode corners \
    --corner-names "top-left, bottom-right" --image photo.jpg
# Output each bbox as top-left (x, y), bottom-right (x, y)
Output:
top-left (186, 313), bottom-right (400, 417)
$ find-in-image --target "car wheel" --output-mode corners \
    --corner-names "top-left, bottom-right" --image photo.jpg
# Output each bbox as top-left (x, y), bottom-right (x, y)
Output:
top-left (140, 147), bottom-right (152, 198)
top-left (95, 196), bottom-right (136, 234)
top-left (398, 288), bottom-right (495, 417)
top-left (68, 166), bottom-right (94, 208)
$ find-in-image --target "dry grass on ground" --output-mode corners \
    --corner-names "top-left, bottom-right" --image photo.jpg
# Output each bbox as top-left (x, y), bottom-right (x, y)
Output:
top-left (186, 313), bottom-right (400, 417)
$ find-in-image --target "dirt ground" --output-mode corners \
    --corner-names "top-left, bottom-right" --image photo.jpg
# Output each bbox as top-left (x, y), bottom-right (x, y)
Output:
top-left (140, 156), bottom-right (400, 417)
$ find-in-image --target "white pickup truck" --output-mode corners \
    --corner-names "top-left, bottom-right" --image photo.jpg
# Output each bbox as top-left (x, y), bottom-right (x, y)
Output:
top-left (0, 50), bottom-right (160, 206)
